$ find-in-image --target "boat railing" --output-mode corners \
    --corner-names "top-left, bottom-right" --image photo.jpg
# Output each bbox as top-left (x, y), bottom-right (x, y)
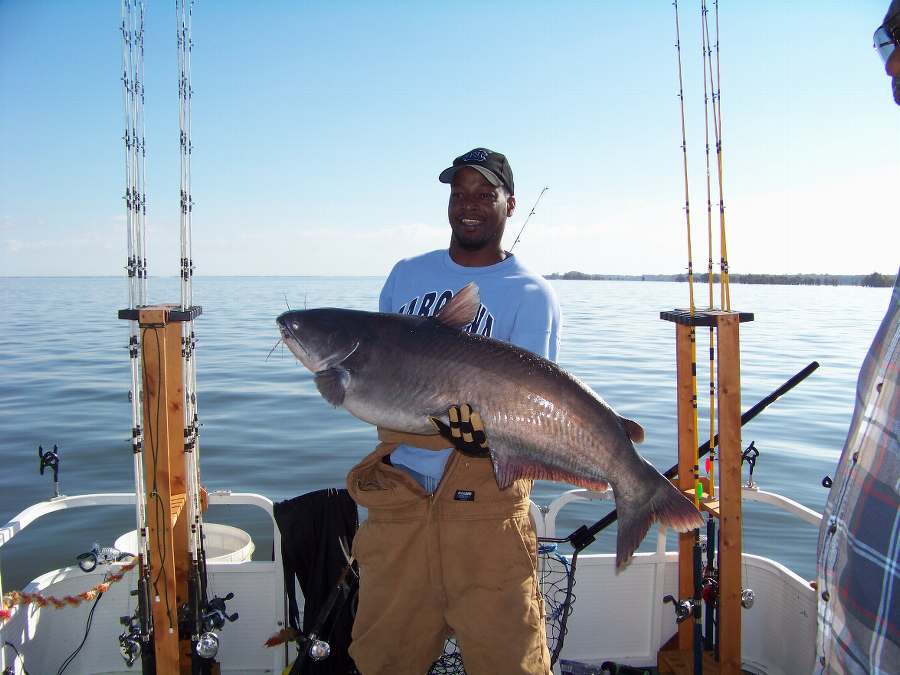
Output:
top-left (533, 483), bottom-right (822, 542)
top-left (0, 491), bottom-right (284, 628)
top-left (0, 490), bottom-right (280, 550)
top-left (530, 485), bottom-right (822, 673)
top-left (0, 490), bottom-right (288, 674)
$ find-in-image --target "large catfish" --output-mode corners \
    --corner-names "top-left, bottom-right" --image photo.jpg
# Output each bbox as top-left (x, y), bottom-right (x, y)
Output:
top-left (277, 283), bottom-right (702, 568)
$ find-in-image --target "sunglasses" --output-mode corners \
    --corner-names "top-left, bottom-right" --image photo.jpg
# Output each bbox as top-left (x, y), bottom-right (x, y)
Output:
top-left (874, 19), bottom-right (899, 67)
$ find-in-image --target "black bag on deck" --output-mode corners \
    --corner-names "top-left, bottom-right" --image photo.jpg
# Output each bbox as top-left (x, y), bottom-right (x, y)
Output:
top-left (274, 488), bottom-right (359, 675)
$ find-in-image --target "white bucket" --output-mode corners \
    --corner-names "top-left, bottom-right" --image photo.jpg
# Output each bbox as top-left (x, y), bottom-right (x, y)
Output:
top-left (114, 523), bottom-right (254, 563)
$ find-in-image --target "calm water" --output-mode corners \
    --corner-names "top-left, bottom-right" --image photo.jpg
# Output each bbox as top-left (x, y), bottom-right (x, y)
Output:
top-left (0, 276), bottom-right (893, 590)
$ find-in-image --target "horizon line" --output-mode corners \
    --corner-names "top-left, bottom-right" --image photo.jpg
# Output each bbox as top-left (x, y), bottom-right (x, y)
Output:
top-left (1, 271), bottom-right (896, 280)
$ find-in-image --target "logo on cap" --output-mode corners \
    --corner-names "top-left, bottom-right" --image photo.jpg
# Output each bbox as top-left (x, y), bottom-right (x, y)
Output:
top-left (462, 149), bottom-right (489, 163)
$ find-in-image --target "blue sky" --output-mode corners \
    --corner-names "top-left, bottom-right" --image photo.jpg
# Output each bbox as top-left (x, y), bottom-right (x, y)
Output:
top-left (1, 1), bottom-right (897, 277)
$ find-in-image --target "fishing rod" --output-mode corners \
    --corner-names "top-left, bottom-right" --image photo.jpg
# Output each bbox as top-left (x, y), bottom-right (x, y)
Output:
top-left (509, 186), bottom-right (548, 252)
top-left (673, 0), bottom-right (703, 508)
top-left (174, 0), bottom-right (221, 667)
top-left (709, 0), bottom-right (731, 310)
top-left (700, 0), bottom-right (717, 498)
top-left (135, 0), bottom-right (149, 302)
top-left (703, 516), bottom-right (717, 652)
top-left (564, 361), bottom-right (820, 552)
top-left (120, 1), bottom-right (154, 666)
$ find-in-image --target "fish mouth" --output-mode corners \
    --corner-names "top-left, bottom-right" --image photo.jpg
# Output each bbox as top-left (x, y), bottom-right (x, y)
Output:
top-left (277, 319), bottom-right (316, 370)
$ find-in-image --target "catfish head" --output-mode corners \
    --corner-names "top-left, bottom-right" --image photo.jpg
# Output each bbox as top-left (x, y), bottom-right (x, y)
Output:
top-left (276, 283), bottom-right (482, 375)
top-left (276, 308), bottom-right (364, 373)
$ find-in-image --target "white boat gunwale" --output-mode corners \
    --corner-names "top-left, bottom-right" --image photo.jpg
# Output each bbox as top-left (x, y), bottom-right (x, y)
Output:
top-left (1, 486), bottom-right (822, 674)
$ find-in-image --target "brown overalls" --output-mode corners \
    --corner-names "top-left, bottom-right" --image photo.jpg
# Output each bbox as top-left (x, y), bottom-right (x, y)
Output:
top-left (347, 428), bottom-right (551, 675)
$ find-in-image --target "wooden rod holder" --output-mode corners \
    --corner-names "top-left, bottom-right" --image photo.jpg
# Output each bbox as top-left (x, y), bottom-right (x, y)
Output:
top-left (716, 314), bottom-right (743, 675)
top-left (675, 323), bottom-right (699, 653)
top-left (659, 308), bottom-right (753, 675)
top-left (138, 305), bottom-right (192, 675)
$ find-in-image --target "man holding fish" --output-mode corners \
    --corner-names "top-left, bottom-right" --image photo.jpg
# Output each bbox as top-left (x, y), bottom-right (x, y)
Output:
top-left (347, 148), bottom-right (561, 674)
top-left (277, 148), bottom-right (702, 673)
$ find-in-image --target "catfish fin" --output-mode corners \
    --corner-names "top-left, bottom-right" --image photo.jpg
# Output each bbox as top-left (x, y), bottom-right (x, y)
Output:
top-left (435, 282), bottom-right (480, 329)
top-left (614, 465), bottom-right (703, 569)
top-left (323, 341), bottom-right (359, 369)
top-left (621, 417), bottom-right (645, 444)
top-left (489, 445), bottom-right (609, 492)
top-left (314, 366), bottom-right (350, 406)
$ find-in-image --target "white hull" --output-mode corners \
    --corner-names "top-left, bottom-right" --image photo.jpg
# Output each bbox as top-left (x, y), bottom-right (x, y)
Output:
top-left (0, 489), bottom-right (819, 674)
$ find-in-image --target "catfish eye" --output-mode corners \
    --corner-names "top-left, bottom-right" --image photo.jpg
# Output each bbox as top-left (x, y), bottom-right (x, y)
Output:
top-left (292, 321), bottom-right (300, 330)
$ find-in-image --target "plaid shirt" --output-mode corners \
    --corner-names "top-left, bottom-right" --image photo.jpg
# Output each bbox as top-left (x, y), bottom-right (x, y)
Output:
top-left (816, 271), bottom-right (899, 674)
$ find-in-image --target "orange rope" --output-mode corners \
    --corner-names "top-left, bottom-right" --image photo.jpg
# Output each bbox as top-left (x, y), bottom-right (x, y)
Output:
top-left (0, 558), bottom-right (137, 624)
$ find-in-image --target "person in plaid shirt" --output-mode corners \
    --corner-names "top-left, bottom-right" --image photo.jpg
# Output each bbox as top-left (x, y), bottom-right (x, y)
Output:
top-left (815, 7), bottom-right (899, 673)
top-left (815, 262), bottom-right (899, 674)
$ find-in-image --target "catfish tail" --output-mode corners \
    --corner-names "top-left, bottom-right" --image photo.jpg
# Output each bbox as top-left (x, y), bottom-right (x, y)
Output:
top-left (614, 467), bottom-right (703, 570)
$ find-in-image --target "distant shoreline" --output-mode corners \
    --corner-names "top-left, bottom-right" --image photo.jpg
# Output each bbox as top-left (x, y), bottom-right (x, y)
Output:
top-left (544, 272), bottom-right (897, 288)
top-left (0, 273), bottom-right (895, 288)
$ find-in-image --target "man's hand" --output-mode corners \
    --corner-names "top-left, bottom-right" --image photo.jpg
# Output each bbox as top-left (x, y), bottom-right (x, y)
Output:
top-left (428, 403), bottom-right (490, 457)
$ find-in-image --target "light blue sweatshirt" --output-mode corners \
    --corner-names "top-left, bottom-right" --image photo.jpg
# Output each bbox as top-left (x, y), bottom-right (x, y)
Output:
top-left (379, 249), bottom-right (562, 482)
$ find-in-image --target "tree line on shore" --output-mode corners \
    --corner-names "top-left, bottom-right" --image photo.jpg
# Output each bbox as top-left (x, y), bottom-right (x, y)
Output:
top-left (544, 271), bottom-right (896, 287)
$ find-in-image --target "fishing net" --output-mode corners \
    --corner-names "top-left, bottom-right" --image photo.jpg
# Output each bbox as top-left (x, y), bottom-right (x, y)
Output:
top-left (428, 542), bottom-right (578, 674)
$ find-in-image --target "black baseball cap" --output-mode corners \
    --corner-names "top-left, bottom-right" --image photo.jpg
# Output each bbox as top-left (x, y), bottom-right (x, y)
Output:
top-left (438, 148), bottom-right (515, 195)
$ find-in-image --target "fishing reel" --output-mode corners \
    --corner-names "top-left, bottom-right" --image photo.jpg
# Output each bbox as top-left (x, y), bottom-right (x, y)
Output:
top-left (701, 576), bottom-right (719, 604)
top-left (193, 592), bottom-right (239, 659)
top-left (663, 594), bottom-right (700, 624)
top-left (296, 632), bottom-right (332, 662)
top-left (741, 441), bottom-right (759, 488)
top-left (77, 543), bottom-right (131, 572)
top-left (38, 443), bottom-right (61, 497)
top-left (202, 592), bottom-right (239, 632)
top-left (118, 611), bottom-right (145, 667)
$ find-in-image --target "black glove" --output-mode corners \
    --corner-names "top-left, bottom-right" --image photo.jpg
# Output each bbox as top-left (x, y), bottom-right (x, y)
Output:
top-left (428, 403), bottom-right (490, 457)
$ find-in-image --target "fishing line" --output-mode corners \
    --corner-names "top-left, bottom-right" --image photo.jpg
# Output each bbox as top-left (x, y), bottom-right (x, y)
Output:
top-left (509, 186), bottom-right (549, 252)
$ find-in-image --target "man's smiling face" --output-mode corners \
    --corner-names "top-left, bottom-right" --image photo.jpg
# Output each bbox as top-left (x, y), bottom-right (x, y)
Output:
top-left (447, 166), bottom-right (515, 252)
